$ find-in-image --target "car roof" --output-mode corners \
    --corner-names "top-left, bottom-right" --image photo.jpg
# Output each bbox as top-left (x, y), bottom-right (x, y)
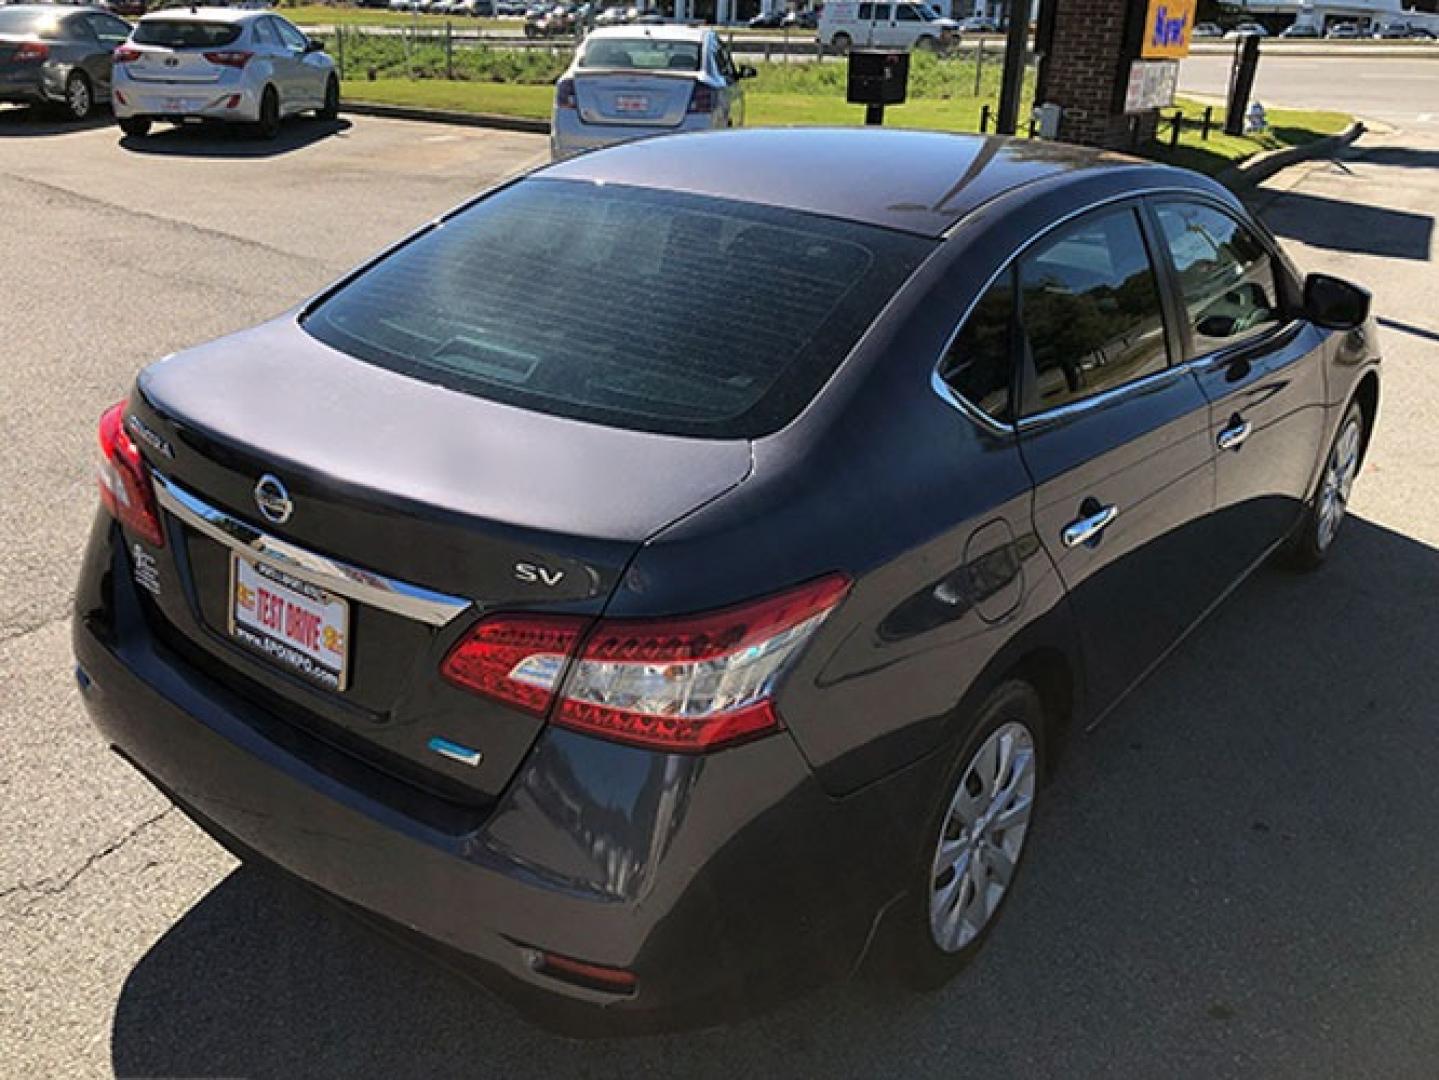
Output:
top-left (138, 6), bottom-right (266, 21)
top-left (585, 23), bottom-right (707, 42)
top-left (540, 128), bottom-right (1165, 239)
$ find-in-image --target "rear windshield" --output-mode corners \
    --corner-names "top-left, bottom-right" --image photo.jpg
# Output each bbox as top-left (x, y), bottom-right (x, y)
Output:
top-left (132, 20), bottom-right (242, 47)
top-left (0, 10), bottom-right (58, 36)
top-left (302, 180), bottom-right (932, 439)
top-left (580, 38), bottom-right (702, 71)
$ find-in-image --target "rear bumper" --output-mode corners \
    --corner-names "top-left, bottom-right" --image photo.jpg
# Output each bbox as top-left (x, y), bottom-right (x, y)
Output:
top-left (73, 515), bottom-right (920, 1034)
top-left (113, 71), bottom-right (260, 123)
top-left (549, 112), bottom-right (714, 161)
top-left (0, 70), bottom-right (51, 105)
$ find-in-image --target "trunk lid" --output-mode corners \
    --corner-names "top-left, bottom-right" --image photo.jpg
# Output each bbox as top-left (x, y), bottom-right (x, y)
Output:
top-left (122, 43), bottom-right (231, 84)
top-left (574, 73), bottom-right (696, 127)
top-left (130, 316), bottom-right (752, 805)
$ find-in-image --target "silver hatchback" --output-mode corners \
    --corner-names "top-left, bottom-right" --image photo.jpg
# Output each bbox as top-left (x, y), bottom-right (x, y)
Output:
top-left (550, 26), bottom-right (753, 160)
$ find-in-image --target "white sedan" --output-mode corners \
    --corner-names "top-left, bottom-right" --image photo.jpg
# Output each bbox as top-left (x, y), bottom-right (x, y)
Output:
top-left (112, 7), bottom-right (338, 139)
top-left (549, 25), bottom-right (753, 161)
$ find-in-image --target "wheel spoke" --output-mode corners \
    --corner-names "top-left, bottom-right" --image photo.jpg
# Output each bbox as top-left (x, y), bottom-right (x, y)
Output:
top-left (992, 792), bottom-right (1033, 832)
top-left (985, 844), bottom-right (1016, 888)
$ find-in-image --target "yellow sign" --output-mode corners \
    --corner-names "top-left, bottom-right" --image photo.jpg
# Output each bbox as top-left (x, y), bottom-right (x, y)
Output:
top-left (1140, 0), bottom-right (1197, 60)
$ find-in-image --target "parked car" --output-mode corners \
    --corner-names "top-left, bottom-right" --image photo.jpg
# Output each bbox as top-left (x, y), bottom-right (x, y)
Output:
top-left (1191, 20), bottom-right (1222, 38)
top-left (1409, 26), bottom-right (1437, 39)
top-left (1373, 22), bottom-right (1412, 39)
top-left (104, 0), bottom-right (147, 16)
top-left (77, 127), bottom-right (1380, 1035)
top-left (819, 0), bottom-right (959, 52)
top-left (1279, 22), bottom-right (1319, 38)
top-left (112, 8), bottom-right (338, 139)
top-left (1224, 21), bottom-right (1268, 39)
top-left (748, 9), bottom-right (784, 27)
top-left (524, 3), bottom-right (574, 36)
top-left (784, 9), bottom-right (818, 29)
top-left (551, 25), bottom-right (748, 159)
top-left (1325, 22), bottom-right (1362, 39)
top-left (595, 5), bottom-right (627, 25)
top-left (957, 14), bottom-right (997, 33)
top-left (0, 4), bottom-right (130, 119)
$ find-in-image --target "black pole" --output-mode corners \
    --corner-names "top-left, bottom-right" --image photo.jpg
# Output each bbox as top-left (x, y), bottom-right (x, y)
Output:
top-left (1225, 35), bottom-right (1261, 136)
top-left (995, 0), bottom-right (1029, 135)
top-left (980, 103), bottom-right (991, 133)
top-left (865, 103), bottom-right (885, 125)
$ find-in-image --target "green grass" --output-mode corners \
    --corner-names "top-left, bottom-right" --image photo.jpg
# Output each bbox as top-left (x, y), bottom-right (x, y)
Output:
top-left (1148, 97), bottom-right (1352, 175)
top-left (343, 76), bottom-right (554, 117)
top-left (281, 3), bottom-right (522, 29)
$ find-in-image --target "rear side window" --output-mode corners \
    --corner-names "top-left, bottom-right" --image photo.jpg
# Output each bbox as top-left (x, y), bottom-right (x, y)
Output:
top-left (580, 38), bottom-right (701, 71)
top-left (1018, 207), bottom-right (1169, 416)
top-left (132, 20), bottom-right (243, 47)
top-left (857, 3), bottom-right (874, 18)
top-left (1153, 201), bottom-right (1282, 354)
top-left (940, 273), bottom-right (1016, 423)
top-left (303, 180), bottom-right (932, 439)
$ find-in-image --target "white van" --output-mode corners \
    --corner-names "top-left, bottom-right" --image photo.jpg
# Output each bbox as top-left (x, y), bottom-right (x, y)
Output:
top-left (818, 1), bottom-right (960, 52)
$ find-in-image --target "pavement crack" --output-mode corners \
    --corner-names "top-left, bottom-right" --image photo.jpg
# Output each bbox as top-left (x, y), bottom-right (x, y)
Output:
top-left (1, 807), bottom-right (174, 915)
top-left (0, 611), bottom-right (71, 647)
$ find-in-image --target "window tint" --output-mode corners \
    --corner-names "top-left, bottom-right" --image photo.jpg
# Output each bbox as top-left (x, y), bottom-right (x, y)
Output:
top-left (64, 14), bottom-right (98, 41)
top-left (251, 18), bottom-right (279, 46)
top-left (1154, 201), bottom-right (1282, 354)
top-left (940, 274), bottom-right (1016, 422)
top-left (303, 180), bottom-right (933, 439)
top-left (580, 37), bottom-right (700, 70)
top-left (874, 4), bottom-right (893, 19)
top-left (88, 14), bottom-right (132, 44)
top-left (896, 5), bottom-right (921, 19)
top-left (132, 20), bottom-right (243, 47)
top-left (274, 17), bottom-right (308, 50)
top-left (1019, 207), bottom-right (1169, 415)
top-left (857, 3), bottom-right (874, 19)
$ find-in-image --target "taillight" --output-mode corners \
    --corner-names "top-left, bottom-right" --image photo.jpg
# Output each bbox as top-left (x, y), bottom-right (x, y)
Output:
top-left (12, 41), bottom-right (49, 63)
top-left (113, 46), bottom-right (141, 63)
top-left (441, 576), bottom-right (849, 753)
top-left (554, 76), bottom-right (576, 109)
top-left (687, 81), bottom-right (715, 114)
top-left (96, 402), bottom-right (165, 548)
top-left (441, 614), bottom-right (587, 716)
top-left (203, 50), bottom-right (253, 68)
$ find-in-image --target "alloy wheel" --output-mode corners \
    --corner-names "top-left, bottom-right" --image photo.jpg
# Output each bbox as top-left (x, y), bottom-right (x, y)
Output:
top-left (928, 720), bottom-right (1037, 952)
top-left (67, 75), bottom-right (91, 120)
top-left (1317, 417), bottom-right (1362, 551)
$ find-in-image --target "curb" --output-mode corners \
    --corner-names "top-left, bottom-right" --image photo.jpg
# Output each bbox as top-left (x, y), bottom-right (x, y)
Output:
top-left (341, 99), bottom-right (550, 134)
top-left (1218, 120), bottom-right (1367, 190)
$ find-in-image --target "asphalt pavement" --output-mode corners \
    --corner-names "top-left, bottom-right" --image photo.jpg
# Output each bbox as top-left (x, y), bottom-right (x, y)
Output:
top-left (2, 90), bottom-right (1438, 1078)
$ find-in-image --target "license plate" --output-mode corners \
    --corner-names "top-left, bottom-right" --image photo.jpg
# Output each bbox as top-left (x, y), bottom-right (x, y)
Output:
top-left (229, 555), bottom-right (350, 691)
top-left (615, 94), bottom-right (649, 113)
top-left (162, 97), bottom-right (185, 113)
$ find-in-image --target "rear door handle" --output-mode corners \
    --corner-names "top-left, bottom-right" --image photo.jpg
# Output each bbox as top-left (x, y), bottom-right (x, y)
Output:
top-left (1062, 504), bottom-right (1119, 549)
top-left (1217, 418), bottom-right (1253, 452)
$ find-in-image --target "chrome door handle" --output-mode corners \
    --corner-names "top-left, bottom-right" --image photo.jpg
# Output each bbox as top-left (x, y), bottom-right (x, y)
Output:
top-left (1062, 504), bottom-right (1119, 549)
top-left (1217, 418), bottom-right (1253, 452)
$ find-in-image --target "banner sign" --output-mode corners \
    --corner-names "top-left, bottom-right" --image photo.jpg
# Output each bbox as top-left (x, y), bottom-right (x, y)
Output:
top-left (1141, 0), bottom-right (1197, 60)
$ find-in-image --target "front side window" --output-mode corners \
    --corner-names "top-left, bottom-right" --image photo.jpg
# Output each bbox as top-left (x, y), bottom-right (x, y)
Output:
top-left (896, 5), bottom-right (921, 20)
top-left (88, 13), bottom-right (132, 44)
top-left (1154, 201), bottom-right (1282, 355)
top-left (251, 18), bottom-right (280, 47)
top-left (940, 273), bottom-right (1016, 422)
top-left (303, 180), bottom-right (933, 439)
top-left (274, 17), bottom-right (308, 50)
top-left (1018, 207), bottom-right (1169, 416)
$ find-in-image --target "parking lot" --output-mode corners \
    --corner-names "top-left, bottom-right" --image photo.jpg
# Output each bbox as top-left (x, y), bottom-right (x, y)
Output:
top-left (2, 107), bottom-right (1438, 1077)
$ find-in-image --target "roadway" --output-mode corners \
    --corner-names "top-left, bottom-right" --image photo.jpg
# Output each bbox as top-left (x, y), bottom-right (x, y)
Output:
top-left (2, 58), bottom-right (1438, 1079)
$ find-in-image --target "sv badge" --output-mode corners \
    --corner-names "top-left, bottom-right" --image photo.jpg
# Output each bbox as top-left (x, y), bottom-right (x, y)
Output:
top-left (514, 562), bottom-right (565, 587)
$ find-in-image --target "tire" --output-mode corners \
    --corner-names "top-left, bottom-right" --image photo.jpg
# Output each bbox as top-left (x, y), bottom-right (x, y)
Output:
top-left (62, 71), bottom-right (92, 121)
top-left (118, 116), bottom-right (151, 138)
top-left (889, 680), bottom-right (1045, 990)
top-left (252, 85), bottom-right (281, 140)
top-left (317, 76), bottom-right (340, 120)
top-left (831, 31), bottom-right (852, 54)
top-left (915, 34), bottom-right (938, 52)
top-left (1281, 400), bottom-right (1367, 572)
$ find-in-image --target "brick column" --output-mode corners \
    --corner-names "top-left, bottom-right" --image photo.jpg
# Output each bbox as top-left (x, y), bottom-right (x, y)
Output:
top-left (1036, 0), bottom-right (1157, 150)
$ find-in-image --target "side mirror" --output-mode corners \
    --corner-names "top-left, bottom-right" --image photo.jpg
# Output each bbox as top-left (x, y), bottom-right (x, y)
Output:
top-left (1304, 273), bottom-right (1371, 331)
top-left (738, 64), bottom-right (758, 79)
top-left (305, 37), bottom-right (326, 53)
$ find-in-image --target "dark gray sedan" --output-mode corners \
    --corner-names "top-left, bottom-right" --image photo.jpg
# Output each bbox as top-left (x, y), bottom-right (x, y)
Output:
top-left (0, 5), bottom-right (131, 120)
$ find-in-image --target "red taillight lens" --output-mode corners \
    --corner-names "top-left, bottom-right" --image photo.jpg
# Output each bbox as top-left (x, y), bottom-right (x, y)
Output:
top-left (534, 951), bottom-right (637, 994)
top-left (442, 576), bottom-right (850, 752)
top-left (554, 76), bottom-right (576, 109)
top-left (113, 46), bottom-right (141, 63)
top-left (441, 614), bottom-right (587, 716)
top-left (687, 81), bottom-right (715, 114)
top-left (203, 50), bottom-right (253, 68)
top-left (13, 41), bottom-right (49, 63)
top-left (96, 402), bottom-right (165, 548)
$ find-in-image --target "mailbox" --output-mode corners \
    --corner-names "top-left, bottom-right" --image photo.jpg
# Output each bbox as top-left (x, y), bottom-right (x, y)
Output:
top-left (846, 49), bottom-right (909, 107)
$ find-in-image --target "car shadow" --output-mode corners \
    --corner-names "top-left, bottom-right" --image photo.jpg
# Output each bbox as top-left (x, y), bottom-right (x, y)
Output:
top-left (0, 103), bottom-right (115, 137)
top-left (110, 516), bottom-right (1439, 1078)
top-left (118, 117), bottom-right (353, 158)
